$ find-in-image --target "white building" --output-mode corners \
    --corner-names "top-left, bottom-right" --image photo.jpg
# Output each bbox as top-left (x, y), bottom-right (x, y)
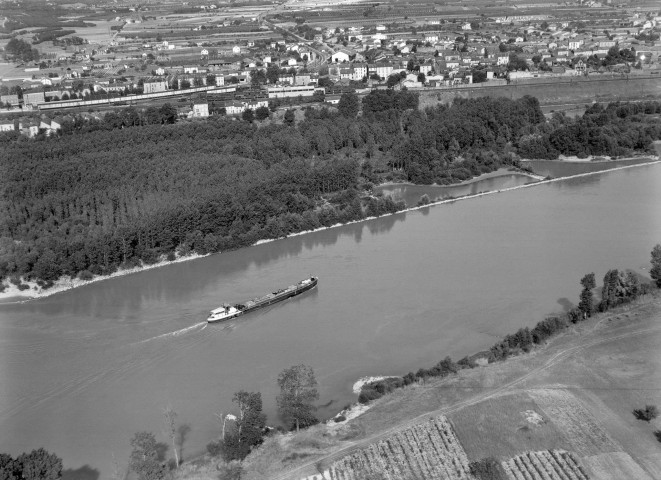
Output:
top-left (331, 50), bottom-right (351, 63)
top-left (225, 99), bottom-right (269, 115)
top-left (368, 63), bottom-right (394, 79)
top-left (192, 103), bottom-right (209, 117)
top-left (267, 85), bottom-right (322, 98)
top-left (143, 81), bottom-right (168, 94)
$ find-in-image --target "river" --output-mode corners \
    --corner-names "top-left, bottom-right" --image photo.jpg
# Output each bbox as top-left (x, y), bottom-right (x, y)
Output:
top-left (1, 162), bottom-right (660, 479)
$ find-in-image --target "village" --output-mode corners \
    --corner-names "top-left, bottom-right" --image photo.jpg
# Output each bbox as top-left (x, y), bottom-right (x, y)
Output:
top-left (1, 0), bottom-right (660, 136)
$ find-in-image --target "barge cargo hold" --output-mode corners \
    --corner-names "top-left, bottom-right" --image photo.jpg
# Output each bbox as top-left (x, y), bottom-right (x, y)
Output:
top-left (207, 276), bottom-right (318, 323)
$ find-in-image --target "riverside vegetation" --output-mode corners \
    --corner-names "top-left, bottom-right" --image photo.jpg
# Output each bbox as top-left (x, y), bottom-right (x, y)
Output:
top-left (1, 94), bottom-right (661, 291)
top-left (357, 245), bottom-right (661, 405)
top-left (112, 246), bottom-right (660, 480)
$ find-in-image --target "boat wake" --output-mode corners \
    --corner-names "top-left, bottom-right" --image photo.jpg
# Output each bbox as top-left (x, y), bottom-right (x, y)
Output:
top-left (136, 322), bottom-right (207, 344)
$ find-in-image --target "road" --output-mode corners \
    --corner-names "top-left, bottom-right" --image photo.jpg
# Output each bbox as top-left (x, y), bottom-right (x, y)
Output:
top-left (270, 304), bottom-right (661, 480)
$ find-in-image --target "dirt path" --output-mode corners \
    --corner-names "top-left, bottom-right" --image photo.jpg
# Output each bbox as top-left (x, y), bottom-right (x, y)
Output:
top-left (271, 309), bottom-right (661, 480)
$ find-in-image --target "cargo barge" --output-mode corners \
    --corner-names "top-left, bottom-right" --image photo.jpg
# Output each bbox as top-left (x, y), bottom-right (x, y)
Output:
top-left (207, 276), bottom-right (318, 323)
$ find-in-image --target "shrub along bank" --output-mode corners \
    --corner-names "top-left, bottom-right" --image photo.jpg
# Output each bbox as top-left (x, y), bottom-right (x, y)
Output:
top-left (359, 255), bottom-right (658, 404)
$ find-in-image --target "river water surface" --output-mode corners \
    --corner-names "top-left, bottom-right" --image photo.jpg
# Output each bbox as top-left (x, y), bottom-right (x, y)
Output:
top-left (1, 163), bottom-right (660, 479)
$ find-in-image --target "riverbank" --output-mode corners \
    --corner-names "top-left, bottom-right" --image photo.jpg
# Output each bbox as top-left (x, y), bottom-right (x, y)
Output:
top-left (378, 167), bottom-right (545, 188)
top-left (524, 154), bottom-right (655, 163)
top-left (1, 159), bottom-right (658, 304)
top-left (180, 291), bottom-right (661, 480)
top-left (0, 253), bottom-right (208, 303)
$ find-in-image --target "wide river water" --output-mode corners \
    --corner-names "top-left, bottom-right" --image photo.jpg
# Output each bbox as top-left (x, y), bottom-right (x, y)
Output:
top-left (1, 162), bottom-right (660, 479)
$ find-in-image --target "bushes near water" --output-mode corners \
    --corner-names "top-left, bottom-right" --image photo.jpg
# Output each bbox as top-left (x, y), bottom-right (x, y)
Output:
top-left (359, 264), bottom-right (656, 404)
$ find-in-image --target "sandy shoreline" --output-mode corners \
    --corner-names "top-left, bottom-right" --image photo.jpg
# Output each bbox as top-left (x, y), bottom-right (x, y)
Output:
top-left (0, 253), bottom-right (208, 304)
top-left (1, 158), bottom-right (658, 304)
top-left (377, 167), bottom-right (545, 188)
top-left (521, 154), bottom-right (653, 164)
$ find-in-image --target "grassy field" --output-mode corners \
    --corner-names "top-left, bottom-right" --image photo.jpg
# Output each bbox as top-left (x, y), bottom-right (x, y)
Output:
top-left (450, 391), bottom-right (571, 460)
top-left (195, 290), bottom-right (661, 480)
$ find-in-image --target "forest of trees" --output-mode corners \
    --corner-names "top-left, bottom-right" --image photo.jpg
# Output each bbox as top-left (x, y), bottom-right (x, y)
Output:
top-left (517, 100), bottom-right (661, 159)
top-left (1, 95), bottom-right (659, 287)
top-left (2, 38), bottom-right (39, 63)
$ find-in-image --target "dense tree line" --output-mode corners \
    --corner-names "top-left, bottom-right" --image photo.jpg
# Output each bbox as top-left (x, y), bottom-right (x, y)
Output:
top-left (2, 38), bottom-right (39, 62)
top-left (0, 114), bottom-right (402, 286)
top-left (390, 95), bottom-right (544, 183)
top-left (0, 448), bottom-right (62, 480)
top-left (517, 100), bottom-right (661, 159)
top-left (1, 95), bottom-right (657, 286)
top-left (0, 94), bottom-right (535, 286)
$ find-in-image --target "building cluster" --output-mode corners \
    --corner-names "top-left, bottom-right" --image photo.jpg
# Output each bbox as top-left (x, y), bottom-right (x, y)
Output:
top-left (1, 8), bottom-right (659, 116)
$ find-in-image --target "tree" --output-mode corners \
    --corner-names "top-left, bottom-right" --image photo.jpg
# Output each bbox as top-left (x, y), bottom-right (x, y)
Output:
top-left (634, 405), bottom-right (659, 422)
top-left (0, 453), bottom-right (18, 480)
top-left (266, 64), bottom-right (281, 84)
top-left (417, 72), bottom-right (426, 84)
top-left (241, 108), bottom-right (254, 123)
top-left (193, 76), bottom-right (204, 87)
top-left (221, 391), bottom-right (267, 461)
top-left (162, 406), bottom-right (179, 467)
top-left (15, 449), bottom-right (62, 480)
top-left (578, 273), bottom-right (596, 318)
top-left (206, 74), bottom-right (216, 86)
top-left (180, 79), bottom-right (191, 89)
top-left (338, 92), bottom-right (359, 118)
top-left (277, 364), bottom-right (319, 431)
top-left (255, 106), bottom-right (270, 121)
top-left (129, 432), bottom-right (166, 480)
top-left (651, 244), bottom-right (661, 288)
top-left (159, 103), bottom-right (177, 124)
top-left (386, 73), bottom-right (401, 88)
top-left (283, 109), bottom-right (295, 125)
top-left (250, 69), bottom-right (267, 86)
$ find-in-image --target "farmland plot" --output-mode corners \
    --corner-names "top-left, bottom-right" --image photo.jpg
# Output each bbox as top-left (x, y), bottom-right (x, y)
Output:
top-left (328, 416), bottom-right (473, 480)
top-left (581, 452), bottom-right (654, 480)
top-left (528, 389), bottom-right (620, 456)
top-left (502, 450), bottom-right (589, 480)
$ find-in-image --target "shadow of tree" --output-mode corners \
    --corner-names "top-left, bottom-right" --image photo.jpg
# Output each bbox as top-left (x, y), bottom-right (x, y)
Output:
top-left (155, 442), bottom-right (169, 462)
top-left (62, 465), bottom-right (100, 480)
top-left (654, 430), bottom-right (661, 443)
top-left (556, 297), bottom-right (574, 312)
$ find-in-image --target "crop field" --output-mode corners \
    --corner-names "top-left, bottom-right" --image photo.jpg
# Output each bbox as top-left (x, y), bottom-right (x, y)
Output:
top-left (581, 452), bottom-right (655, 480)
top-left (502, 450), bottom-right (589, 480)
top-left (528, 389), bottom-right (620, 456)
top-left (327, 416), bottom-right (472, 480)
